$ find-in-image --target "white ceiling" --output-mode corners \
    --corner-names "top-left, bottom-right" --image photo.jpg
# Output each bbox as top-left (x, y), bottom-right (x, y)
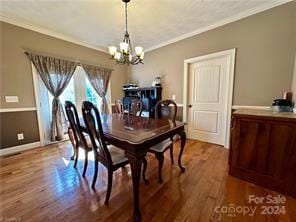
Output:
top-left (0, 0), bottom-right (290, 52)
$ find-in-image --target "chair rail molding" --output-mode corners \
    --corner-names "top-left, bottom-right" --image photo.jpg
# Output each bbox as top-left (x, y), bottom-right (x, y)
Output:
top-left (0, 107), bottom-right (37, 112)
top-left (232, 105), bottom-right (270, 110)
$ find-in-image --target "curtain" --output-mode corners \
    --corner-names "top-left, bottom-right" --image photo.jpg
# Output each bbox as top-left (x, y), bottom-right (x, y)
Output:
top-left (82, 64), bottom-right (112, 114)
top-left (26, 52), bottom-right (77, 141)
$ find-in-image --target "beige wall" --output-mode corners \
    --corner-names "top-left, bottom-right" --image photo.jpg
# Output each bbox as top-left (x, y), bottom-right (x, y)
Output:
top-left (127, 2), bottom-right (296, 106)
top-left (292, 56), bottom-right (296, 105)
top-left (0, 22), bottom-right (127, 149)
top-left (0, 111), bottom-right (39, 148)
top-left (0, 21), bottom-right (126, 109)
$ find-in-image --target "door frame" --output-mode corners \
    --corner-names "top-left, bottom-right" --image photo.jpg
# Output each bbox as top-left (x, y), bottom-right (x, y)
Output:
top-left (183, 48), bottom-right (236, 148)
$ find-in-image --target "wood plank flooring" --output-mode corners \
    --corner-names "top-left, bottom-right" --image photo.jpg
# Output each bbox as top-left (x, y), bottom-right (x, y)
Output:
top-left (1, 140), bottom-right (295, 222)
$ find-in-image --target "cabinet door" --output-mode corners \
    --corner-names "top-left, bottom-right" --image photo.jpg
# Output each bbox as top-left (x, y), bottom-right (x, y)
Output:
top-left (266, 123), bottom-right (295, 183)
top-left (284, 126), bottom-right (296, 197)
top-left (231, 118), bottom-right (270, 174)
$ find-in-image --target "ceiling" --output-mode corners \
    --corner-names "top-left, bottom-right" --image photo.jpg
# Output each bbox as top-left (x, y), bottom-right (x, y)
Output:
top-left (0, 0), bottom-right (290, 52)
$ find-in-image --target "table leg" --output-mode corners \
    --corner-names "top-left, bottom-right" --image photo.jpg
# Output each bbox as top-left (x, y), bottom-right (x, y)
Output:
top-left (126, 153), bottom-right (143, 222)
top-left (178, 130), bottom-right (186, 172)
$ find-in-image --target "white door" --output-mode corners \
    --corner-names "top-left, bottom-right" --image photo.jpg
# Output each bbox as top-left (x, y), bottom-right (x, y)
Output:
top-left (187, 50), bottom-right (235, 146)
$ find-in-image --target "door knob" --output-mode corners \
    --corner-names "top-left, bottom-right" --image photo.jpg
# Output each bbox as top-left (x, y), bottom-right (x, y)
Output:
top-left (189, 105), bottom-right (192, 108)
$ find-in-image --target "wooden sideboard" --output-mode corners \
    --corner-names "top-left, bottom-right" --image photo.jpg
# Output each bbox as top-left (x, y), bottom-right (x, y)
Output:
top-left (229, 109), bottom-right (296, 198)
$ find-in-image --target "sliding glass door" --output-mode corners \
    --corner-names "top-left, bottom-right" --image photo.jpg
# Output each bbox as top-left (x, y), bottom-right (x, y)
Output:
top-left (35, 65), bottom-right (110, 145)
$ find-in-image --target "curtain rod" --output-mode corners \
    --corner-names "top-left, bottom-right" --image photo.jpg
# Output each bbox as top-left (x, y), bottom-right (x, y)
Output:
top-left (24, 50), bottom-right (114, 71)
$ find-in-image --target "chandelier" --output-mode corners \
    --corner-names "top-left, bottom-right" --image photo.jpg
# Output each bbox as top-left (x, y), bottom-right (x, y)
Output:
top-left (108, 0), bottom-right (144, 65)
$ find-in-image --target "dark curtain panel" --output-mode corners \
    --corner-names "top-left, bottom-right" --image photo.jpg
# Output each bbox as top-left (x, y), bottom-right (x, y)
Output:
top-left (82, 64), bottom-right (112, 114)
top-left (26, 52), bottom-right (77, 141)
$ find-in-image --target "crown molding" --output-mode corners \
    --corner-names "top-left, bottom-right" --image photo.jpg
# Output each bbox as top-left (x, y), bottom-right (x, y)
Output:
top-left (145, 0), bottom-right (292, 52)
top-left (0, 0), bottom-right (292, 54)
top-left (0, 14), bottom-right (108, 53)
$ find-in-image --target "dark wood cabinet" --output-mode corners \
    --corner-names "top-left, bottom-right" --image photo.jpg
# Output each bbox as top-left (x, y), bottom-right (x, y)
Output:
top-left (229, 109), bottom-right (296, 198)
top-left (123, 87), bottom-right (162, 117)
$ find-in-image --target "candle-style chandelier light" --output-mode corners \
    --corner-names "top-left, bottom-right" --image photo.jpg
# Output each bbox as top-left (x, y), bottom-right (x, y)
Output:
top-left (108, 0), bottom-right (144, 65)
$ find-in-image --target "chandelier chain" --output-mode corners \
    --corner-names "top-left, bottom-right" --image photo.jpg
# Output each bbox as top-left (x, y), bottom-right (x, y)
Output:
top-left (125, 2), bottom-right (128, 32)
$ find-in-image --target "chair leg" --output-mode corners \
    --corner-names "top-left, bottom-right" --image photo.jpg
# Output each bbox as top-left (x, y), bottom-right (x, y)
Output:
top-left (142, 157), bottom-right (149, 185)
top-left (155, 153), bottom-right (164, 184)
top-left (105, 169), bottom-right (113, 205)
top-left (68, 128), bottom-right (76, 160)
top-left (73, 146), bottom-right (79, 169)
top-left (82, 150), bottom-right (88, 177)
top-left (92, 160), bottom-right (99, 189)
top-left (170, 144), bottom-right (174, 165)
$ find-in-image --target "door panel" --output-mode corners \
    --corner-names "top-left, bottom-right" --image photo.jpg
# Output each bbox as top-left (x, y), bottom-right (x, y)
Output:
top-left (194, 65), bottom-right (221, 103)
top-left (193, 111), bottom-right (218, 133)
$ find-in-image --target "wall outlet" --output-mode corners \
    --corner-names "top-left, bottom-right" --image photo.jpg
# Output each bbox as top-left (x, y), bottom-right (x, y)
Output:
top-left (172, 94), bottom-right (176, 101)
top-left (17, 133), bottom-right (24, 140)
top-left (5, 96), bottom-right (19, 103)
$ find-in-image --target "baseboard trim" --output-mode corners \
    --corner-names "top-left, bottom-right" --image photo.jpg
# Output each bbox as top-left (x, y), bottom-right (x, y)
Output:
top-left (0, 141), bottom-right (41, 156)
top-left (232, 105), bottom-right (270, 110)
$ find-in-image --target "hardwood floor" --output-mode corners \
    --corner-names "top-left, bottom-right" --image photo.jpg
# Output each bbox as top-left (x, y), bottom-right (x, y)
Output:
top-left (1, 140), bottom-right (295, 222)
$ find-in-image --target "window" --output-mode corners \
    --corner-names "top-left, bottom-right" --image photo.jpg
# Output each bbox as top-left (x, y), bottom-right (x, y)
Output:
top-left (60, 77), bottom-right (75, 105)
top-left (85, 77), bottom-right (102, 113)
top-left (48, 66), bottom-right (109, 116)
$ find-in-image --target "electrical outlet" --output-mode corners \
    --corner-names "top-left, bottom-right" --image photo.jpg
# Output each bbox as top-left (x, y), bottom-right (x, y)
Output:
top-left (17, 133), bottom-right (24, 140)
top-left (5, 96), bottom-right (19, 103)
top-left (172, 94), bottom-right (176, 100)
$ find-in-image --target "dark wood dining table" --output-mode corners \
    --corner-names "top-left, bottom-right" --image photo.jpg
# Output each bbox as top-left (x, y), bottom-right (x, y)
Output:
top-left (73, 113), bottom-right (186, 222)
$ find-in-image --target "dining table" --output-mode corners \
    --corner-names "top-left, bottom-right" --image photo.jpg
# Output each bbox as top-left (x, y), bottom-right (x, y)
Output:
top-left (72, 113), bottom-right (186, 222)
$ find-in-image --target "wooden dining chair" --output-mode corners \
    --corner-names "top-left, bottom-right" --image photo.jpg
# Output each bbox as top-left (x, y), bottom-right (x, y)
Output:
top-left (114, 99), bottom-right (124, 114)
top-left (65, 101), bottom-right (92, 177)
top-left (82, 101), bottom-right (131, 205)
top-left (145, 99), bottom-right (177, 183)
top-left (128, 98), bottom-right (143, 116)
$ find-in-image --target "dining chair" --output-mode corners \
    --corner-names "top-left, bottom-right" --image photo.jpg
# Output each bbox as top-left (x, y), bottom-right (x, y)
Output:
top-left (65, 101), bottom-right (92, 177)
top-left (114, 99), bottom-right (124, 114)
top-left (145, 99), bottom-right (177, 183)
top-left (128, 98), bottom-right (143, 116)
top-left (82, 101), bottom-right (131, 205)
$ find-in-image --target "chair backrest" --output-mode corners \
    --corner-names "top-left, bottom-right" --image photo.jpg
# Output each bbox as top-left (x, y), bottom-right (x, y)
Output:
top-left (65, 101), bottom-right (88, 149)
top-left (114, 99), bottom-right (124, 114)
top-left (128, 98), bottom-right (143, 116)
top-left (82, 101), bottom-right (113, 166)
top-left (155, 99), bottom-right (177, 122)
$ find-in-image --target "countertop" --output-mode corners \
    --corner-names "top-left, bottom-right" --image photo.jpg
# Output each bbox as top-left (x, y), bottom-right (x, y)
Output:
top-left (233, 109), bottom-right (296, 122)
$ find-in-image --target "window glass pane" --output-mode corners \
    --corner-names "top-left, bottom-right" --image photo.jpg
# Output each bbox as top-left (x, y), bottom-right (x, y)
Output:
top-left (60, 77), bottom-right (75, 105)
top-left (85, 77), bottom-right (102, 112)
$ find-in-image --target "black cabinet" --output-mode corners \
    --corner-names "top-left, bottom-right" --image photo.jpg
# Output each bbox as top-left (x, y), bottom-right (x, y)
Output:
top-left (123, 87), bottom-right (162, 117)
